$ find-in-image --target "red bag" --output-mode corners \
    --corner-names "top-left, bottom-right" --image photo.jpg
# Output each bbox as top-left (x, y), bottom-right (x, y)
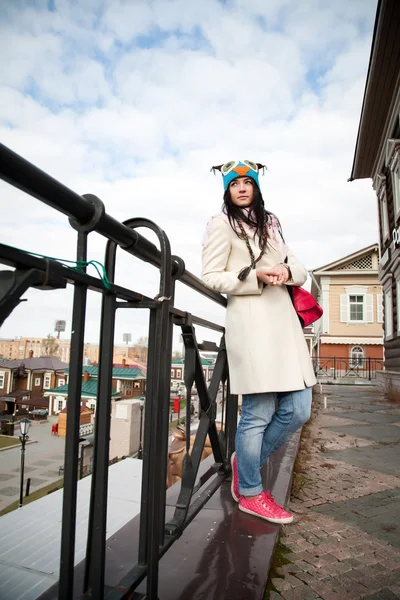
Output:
top-left (288, 285), bottom-right (323, 328)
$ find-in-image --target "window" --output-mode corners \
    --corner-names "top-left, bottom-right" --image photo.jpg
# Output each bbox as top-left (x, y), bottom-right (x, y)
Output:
top-left (58, 379), bottom-right (65, 387)
top-left (176, 369), bottom-right (182, 379)
top-left (89, 403), bottom-right (96, 412)
top-left (349, 295), bottom-right (364, 321)
top-left (57, 400), bottom-right (63, 412)
top-left (381, 195), bottom-right (389, 241)
top-left (44, 375), bottom-right (51, 389)
top-left (0, 373), bottom-right (4, 389)
top-left (350, 346), bottom-right (364, 368)
top-left (340, 289), bottom-right (373, 324)
top-left (394, 164), bottom-right (400, 217)
top-left (134, 382), bottom-right (141, 389)
top-left (377, 294), bottom-right (383, 324)
top-left (171, 369), bottom-right (174, 378)
top-left (397, 280), bottom-right (400, 334)
top-left (120, 380), bottom-right (133, 392)
top-left (385, 290), bottom-right (393, 338)
top-left (34, 378), bottom-right (41, 386)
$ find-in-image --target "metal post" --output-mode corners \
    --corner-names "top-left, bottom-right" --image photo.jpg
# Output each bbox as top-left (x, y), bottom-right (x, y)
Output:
top-left (25, 477), bottom-right (31, 498)
top-left (368, 357), bottom-right (372, 381)
top-left (19, 434), bottom-right (27, 508)
top-left (138, 404), bottom-right (144, 460)
top-left (333, 357), bottom-right (336, 380)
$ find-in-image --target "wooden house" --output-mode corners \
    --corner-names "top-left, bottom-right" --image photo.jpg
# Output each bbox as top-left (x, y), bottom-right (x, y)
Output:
top-left (349, 0), bottom-right (400, 390)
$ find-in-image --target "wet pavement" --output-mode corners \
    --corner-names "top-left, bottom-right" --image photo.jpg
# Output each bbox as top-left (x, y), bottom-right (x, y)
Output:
top-left (268, 384), bottom-right (400, 600)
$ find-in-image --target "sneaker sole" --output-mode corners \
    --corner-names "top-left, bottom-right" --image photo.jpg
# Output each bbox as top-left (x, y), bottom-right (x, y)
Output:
top-left (238, 503), bottom-right (294, 524)
top-left (230, 452), bottom-right (240, 503)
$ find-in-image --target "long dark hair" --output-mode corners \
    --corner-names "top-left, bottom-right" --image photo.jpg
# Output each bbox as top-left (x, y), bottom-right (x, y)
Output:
top-left (223, 180), bottom-right (273, 251)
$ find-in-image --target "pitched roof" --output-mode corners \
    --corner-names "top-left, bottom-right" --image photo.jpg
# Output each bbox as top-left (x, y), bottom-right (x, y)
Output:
top-left (45, 379), bottom-right (121, 398)
top-left (312, 244), bottom-right (379, 275)
top-left (0, 357), bottom-right (68, 371)
top-left (172, 357), bottom-right (214, 366)
top-left (64, 365), bottom-right (146, 379)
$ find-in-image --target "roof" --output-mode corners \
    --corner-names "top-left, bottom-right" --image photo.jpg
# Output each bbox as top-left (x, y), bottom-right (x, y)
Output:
top-left (312, 244), bottom-right (379, 275)
top-left (350, 0), bottom-right (400, 179)
top-left (0, 390), bottom-right (49, 407)
top-left (45, 379), bottom-right (121, 399)
top-left (112, 355), bottom-right (147, 371)
top-left (0, 458), bottom-right (143, 600)
top-left (0, 357), bottom-right (68, 371)
top-left (65, 366), bottom-right (146, 380)
top-left (172, 358), bottom-right (214, 366)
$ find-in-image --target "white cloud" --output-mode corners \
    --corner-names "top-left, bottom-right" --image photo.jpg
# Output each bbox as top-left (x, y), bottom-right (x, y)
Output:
top-left (0, 0), bottom-right (379, 348)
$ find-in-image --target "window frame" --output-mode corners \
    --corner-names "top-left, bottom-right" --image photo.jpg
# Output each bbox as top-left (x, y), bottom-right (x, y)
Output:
top-left (348, 295), bottom-right (365, 322)
top-left (43, 374), bottom-right (51, 389)
top-left (0, 373), bottom-right (4, 389)
top-left (388, 142), bottom-right (400, 220)
top-left (350, 346), bottom-right (364, 368)
top-left (397, 279), bottom-right (400, 334)
top-left (384, 289), bottom-right (393, 339)
top-left (34, 377), bottom-right (41, 386)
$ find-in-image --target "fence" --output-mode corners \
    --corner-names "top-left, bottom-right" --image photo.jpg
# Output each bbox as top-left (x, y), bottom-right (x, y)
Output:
top-left (313, 356), bottom-right (385, 381)
top-left (0, 143), bottom-right (237, 600)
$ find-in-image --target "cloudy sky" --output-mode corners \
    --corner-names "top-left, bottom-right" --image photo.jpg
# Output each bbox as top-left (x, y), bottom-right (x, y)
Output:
top-left (0, 0), bottom-right (378, 350)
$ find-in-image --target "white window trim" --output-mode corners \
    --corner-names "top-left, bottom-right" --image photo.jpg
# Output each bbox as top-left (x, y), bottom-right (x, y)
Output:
top-left (375, 175), bottom-right (390, 244)
top-left (43, 373), bottom-right (51, 389)
top-left (377, 293), bottom-right (383, 324)
top-left (350, 346), bottom-right (364, 367)
top-left (384, 290), bottom-right (393, 339)
top-left (341, 287), bottom-right (373, 324)
top-left (397, 279), bottom-right (400, 334)
top-left (388, 141), bottom-right (400, 220)
top-left (58, 378), bottom-right (65, 387)
top-left (0, 373), bottom-right (4, 389)
top-left (34, 377), bottom-right (41, 386)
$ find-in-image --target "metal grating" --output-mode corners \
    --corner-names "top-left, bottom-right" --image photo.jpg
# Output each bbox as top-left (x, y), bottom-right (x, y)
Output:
top-left (338, 255), bottom-right (373, 270)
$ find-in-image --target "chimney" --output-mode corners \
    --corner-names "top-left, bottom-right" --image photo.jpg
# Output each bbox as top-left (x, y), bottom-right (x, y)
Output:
top-left (83, 370), bottom-right (90, 382)
top-left (122, 358), bottom-right (126, 368)
top-left (28, 350), bottom-right (33, 359)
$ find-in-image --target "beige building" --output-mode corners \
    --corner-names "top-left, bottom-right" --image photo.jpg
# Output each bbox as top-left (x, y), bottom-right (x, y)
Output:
top-left (311, 244), bottom-right (384, 371)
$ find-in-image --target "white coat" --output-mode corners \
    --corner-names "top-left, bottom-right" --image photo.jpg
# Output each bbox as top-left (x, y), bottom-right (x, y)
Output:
top-left (201, 215), bottom-right (316, 395)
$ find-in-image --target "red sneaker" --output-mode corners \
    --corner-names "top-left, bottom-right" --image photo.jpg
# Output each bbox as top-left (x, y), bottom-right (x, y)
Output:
top-left (239, 493), bottom-right (294, 524)
top-left (230, 452), bottom-right (240, 502)
top-left (263, 490), bottom-right (289, 513)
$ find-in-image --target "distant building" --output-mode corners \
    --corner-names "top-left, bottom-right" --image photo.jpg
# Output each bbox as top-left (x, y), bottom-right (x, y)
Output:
top-left (171, 357), bottom-right (215, 387)
top-left (0, 356), bottom-right (68, 416)
top-left (311, 244), bottom-right (384, 369)
top-left (349, 0), bottom-right (400, 390)
top-left (45, 366), bottom-right (146, 415)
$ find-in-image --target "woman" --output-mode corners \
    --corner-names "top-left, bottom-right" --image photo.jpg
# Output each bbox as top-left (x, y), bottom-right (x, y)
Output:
top-left (201, 160), bottom-right (316, 524)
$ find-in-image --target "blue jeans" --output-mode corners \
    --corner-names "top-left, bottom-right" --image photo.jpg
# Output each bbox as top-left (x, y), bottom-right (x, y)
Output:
top-left (235, 388), bottom-right (312, 496)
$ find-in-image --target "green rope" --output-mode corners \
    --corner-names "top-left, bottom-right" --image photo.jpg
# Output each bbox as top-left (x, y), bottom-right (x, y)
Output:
top-left (27, 251), bottom-right (111, 290)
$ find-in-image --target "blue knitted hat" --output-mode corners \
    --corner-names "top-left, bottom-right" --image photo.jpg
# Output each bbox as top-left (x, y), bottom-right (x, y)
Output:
top-left (210, 160), bottom-right (266, 190)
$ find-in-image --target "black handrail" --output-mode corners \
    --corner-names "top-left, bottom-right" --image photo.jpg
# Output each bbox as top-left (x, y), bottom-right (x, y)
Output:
top-left (0, 143), bottom-right (226, 308)
top-left (0, 143), bottom-right (235, 600)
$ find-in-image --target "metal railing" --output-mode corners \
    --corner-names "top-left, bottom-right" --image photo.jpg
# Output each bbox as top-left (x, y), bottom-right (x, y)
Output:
top-left (0, 143), bottom-right (237, 600)
top-left (313, 356), bottom-right (385, 381)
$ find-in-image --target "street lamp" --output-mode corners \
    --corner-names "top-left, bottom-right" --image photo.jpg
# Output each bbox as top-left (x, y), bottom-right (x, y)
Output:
top-left (19, 418), bottom-right (31, 508)
top-left (138, 398), bottom-right (145, 460)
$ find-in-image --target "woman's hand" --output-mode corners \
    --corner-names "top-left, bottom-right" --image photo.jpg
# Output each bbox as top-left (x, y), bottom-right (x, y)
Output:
top-left (256, 264), bottom-right (290, 286)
